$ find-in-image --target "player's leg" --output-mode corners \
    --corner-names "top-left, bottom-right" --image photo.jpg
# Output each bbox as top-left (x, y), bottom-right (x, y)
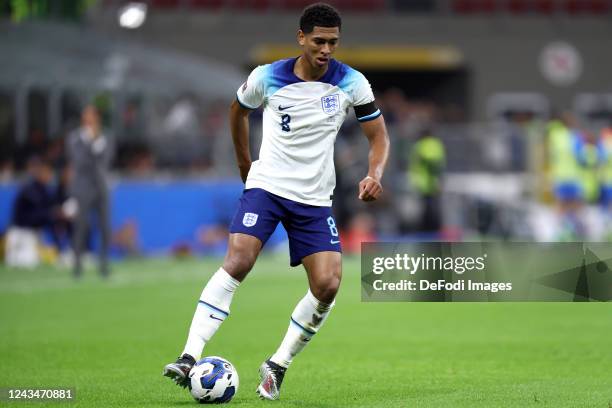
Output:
top-left (302, 250), bottom-right (342, 303)
top-left (164, 233), bottom-right (263, 387)
top-left (258, 203), bottom-right (342, 400)
top-left (164, 189), bottom-right (281, 387)
top-left (258, 251), bottom-right (341, 400)
top-left (181, 233), bottom-right (262, 359)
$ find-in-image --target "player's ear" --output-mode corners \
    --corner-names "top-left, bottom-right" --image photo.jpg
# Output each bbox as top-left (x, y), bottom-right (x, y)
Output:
top-left (297, 30), bottom-right (305, 46)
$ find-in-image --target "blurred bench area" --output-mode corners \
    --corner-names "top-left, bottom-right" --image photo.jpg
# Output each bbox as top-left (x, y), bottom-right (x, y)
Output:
top-left (0, 179), bottom-right (292, 258)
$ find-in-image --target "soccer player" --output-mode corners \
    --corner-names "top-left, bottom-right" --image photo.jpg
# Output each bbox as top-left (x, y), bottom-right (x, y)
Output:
top-left (163, 2), bottom-right (389, 400)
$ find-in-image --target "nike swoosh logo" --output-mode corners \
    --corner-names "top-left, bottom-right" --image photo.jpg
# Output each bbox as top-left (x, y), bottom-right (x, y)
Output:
top-left (330, 239), bottom-right (340, 244)
top-left (278, 105), bottom-right (294, 111)
top-left (209, 314), bottom-right (224, 321)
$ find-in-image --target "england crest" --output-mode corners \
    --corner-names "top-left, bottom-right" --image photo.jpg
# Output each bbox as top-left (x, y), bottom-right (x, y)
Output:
top-left (321, 94), bottom-right (340, 115)
top-left (242, 212), bottom-right (258, 227)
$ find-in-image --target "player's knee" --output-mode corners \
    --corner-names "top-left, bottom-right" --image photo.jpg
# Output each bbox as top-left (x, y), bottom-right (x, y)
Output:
top-left (223, 234), bottom-right (261, 280)
top-left (222, 251), bottom-right (257, 280)
top-left (312, 264), bottom-right (342, 303)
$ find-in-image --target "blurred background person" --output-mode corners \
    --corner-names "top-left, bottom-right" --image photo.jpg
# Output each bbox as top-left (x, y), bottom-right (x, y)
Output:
top-left (409, 128), bottom-right (446, 233)
top-left (598, 122), bottom-right (612, 240)
top-left (67, 105), bottom-right (114, 278)
top-left (5, 156), bottom-right (66, 267)
top-left (546, 113), bottom-right (585, 239)
top-left (599, 121), bottom-right (612, 209)
top-left (577, 131), bottom-right (601, 206)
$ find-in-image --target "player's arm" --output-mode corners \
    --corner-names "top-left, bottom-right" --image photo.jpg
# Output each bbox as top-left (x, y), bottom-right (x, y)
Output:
top-left (358, 115), bottom-right (390, 202)
top-left (229, 99), bottom-right (253, 183)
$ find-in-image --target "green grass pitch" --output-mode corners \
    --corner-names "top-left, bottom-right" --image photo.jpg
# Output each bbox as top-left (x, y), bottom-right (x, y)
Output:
top-left (0, 255), bottom-right (610, 407)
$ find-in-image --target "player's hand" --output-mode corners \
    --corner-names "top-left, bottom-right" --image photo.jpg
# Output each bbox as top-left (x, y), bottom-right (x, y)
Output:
top-left (238, 163), bottom-right (251, 183)
top-left (358, 176), bottom-right (382, 201)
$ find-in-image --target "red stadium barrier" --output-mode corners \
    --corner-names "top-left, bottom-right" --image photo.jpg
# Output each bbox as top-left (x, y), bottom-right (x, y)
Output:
top-left (150, 0), bottom-right (181, 8)
top-left (534, 0), bottom-right (556, 14)
top-left (190, 0), bottom-right (225, 10)
top-left (564, 0), bottom-right (610, 14)
top-left (507, 0), bottom-right (529, 14)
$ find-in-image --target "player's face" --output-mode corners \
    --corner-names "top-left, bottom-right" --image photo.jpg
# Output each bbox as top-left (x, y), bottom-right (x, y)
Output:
top-left (298, 26), bottom-right (340, 68)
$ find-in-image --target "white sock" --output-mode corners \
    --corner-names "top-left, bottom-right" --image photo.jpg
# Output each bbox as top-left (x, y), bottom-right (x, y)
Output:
top-left (270, 290), bottom-right (334, 368)
top-left (182, 268), bottom-right (240, 360)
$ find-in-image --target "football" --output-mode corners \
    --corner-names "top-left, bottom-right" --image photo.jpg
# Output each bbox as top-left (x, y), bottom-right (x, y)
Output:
top-left (189, 356), bottom-right (239, 404)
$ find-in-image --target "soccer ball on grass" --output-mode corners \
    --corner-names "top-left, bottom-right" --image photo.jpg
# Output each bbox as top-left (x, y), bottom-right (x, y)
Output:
top-left (189, 356), bottom-right (239, 404)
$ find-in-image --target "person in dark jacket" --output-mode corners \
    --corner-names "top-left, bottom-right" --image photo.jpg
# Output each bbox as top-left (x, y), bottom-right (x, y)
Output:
top-left (12, 157), bottom-right (57, 229)
top-left (5, 157), bottom-right (64, 267)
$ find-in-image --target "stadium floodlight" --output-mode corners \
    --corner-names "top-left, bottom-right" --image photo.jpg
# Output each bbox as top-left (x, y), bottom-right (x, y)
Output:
top-left (118, 2), bottom-right (147, 29)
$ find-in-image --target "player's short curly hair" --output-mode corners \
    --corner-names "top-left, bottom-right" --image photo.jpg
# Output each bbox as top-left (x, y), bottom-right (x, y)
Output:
top-left (299, 3), bottom-right (342, 34)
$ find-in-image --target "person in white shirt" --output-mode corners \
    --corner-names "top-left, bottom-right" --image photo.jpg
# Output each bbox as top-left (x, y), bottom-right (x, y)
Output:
top-left (164, 3), bottom-right (390, 401)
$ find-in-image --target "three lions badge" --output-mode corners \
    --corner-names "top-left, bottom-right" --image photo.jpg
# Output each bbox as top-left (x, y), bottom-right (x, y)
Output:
top-left (321, 94), bottom-right (340, 115)
top-left (242, 212), bottom-right (258, 227)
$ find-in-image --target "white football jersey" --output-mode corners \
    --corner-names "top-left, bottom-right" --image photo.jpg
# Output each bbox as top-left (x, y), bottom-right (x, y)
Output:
top-left (236, 58), bottom-right (381, 207)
